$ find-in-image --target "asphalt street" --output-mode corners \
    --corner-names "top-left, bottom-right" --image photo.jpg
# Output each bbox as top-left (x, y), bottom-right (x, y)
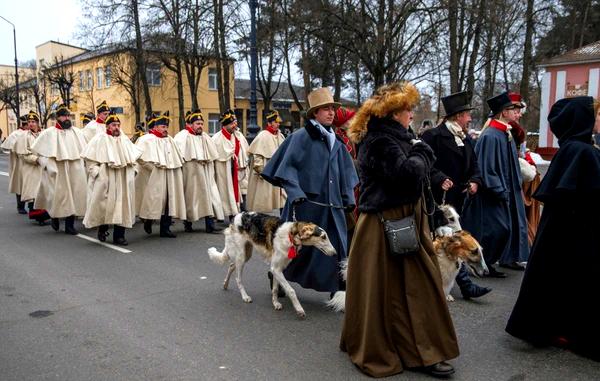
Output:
top-left (0, 152), bottom-right (597, 381)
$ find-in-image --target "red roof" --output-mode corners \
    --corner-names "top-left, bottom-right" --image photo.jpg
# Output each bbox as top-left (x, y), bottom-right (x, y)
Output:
top-left (540, 40), bottom-right (600, 67)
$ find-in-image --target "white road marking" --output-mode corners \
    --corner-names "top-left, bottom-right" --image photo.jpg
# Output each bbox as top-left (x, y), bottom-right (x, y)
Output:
top-left (200, 276), bottom-right (207, 280)
top-left (0, 171), bottom-right (8, 176)
top-left (76, 233), bottom-right (133, 254)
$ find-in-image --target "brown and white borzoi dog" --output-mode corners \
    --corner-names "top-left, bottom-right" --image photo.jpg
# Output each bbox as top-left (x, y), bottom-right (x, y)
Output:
top-left (208, 212), bottom-right (336, 318)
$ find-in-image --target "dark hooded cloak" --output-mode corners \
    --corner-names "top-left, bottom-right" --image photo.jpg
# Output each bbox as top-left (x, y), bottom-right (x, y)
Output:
top-left (506, 96), bottom-right (600, 361)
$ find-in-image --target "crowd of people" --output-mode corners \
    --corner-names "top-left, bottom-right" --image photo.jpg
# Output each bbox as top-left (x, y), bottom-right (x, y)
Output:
top-left (2, 83), bottom-right (599, 378)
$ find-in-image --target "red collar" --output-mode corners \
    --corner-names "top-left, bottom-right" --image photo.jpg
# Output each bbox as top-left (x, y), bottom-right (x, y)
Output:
top-left (488, 119), bottom-right (510, 133)
top-left (185, 126), bottom-right (196, 136)
top-left (288, 233), bottom-right (298, 259)
top-left (150, 129), bottom-right (166, 138)
top-left (96, 117), bottom-right (104, 124)
top-left (265, 124), bottom-right (279, 136)
top-left (221, 127), bottom-right (234, 140)
top-left (55, 122), bottom-right (63, 130)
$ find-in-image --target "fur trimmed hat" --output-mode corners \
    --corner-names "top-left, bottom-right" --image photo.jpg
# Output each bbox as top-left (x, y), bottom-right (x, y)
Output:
top-left (55, 104), bottom-right (70, 117)
top-left (186, 109), bottom-right (204, 124)
top-left (348, 82), bottom-right (420, 143)
top-left (96, 100), bottom-right (110, 113)
top-left (146, 111), bottom-right (170, 129)
top-left (26, 110), bottom-right (40, 122)
top-left (266, 110), bottom-right (282, 123)
top-left (219, 109), bottom-right (236, 125)
top-left (105, 112), bottom-right (120, 125)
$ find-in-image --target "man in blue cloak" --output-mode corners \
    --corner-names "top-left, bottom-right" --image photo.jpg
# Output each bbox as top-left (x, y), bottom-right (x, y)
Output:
top-left (462, 92), bottom-right (529, 278)
top-left (262, 87), bottom-right (359, 295)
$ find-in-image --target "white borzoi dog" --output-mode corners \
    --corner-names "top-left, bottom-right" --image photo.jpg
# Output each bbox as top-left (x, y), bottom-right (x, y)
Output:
top-left (327, 204), bottom-right (489, 311)
top-left (208, 212), bottom-right (336, 318)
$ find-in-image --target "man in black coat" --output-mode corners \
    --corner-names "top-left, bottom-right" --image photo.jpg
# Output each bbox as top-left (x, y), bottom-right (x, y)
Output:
top-left (422, 91), bottom-right (491, 300)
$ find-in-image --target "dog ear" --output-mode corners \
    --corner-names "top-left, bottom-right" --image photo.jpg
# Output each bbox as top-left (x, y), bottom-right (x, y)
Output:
top-left (444, 236), bottom-right (465, 259)
top-left (299, 224), bottom-right (315, 240)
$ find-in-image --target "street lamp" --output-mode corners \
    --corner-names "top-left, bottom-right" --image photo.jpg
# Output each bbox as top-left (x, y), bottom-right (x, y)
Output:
top-left (247, 0), bottom-right (259, 141)
top-left (0, 15), bottom-right (20, 121)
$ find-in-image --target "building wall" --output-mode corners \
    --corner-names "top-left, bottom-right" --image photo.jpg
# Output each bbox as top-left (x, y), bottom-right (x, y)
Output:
top-left (538, 62), bottom-right (600, 152)
top-left (0, 65), bottom-right (36, 138)
top-left (35, 41), bottom-right (87, 73)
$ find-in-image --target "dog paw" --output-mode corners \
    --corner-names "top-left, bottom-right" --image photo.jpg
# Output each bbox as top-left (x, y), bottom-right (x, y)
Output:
top-left (296, 309), bottom-right (306, 319)
top-left (242, 296), bottom-right (253, 303)
top-left (446, 294), bottom-right (455, 302)
top-left (273, 302), bottom-right (283, 310)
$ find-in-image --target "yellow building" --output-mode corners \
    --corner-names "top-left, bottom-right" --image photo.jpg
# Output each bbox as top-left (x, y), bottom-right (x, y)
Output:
top-left (0, 64), bottom-right (36, 137)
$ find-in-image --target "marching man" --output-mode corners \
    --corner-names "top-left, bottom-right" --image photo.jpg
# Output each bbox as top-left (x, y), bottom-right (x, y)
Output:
top-left (82, 100), bottom-right (110, 142)
top-left (135, 112), bottom-right (186, 238)
top-left (212, 109), bottom-right (249, 221)
top-left (1, 115), bottom-right (31, 214)
top-left (82, 113), bottom-right (142, 245)
top-left (174, 110), bottom-right (223, 233)
top-left (246, 110), bottom-right (286, 213)
top-left (31, 104), bottom-right (87, 234)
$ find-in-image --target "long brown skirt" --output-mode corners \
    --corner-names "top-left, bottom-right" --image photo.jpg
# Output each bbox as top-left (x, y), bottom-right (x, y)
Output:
top-left (523, 173), bottom-right (542, 246)
top-left (340, 199), bottom-right (459, 378)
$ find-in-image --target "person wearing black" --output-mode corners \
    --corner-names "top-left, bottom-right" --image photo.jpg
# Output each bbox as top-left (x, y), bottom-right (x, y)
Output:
top-left (506, 96), bottom-right (600, 361)
top-left (421, 91), bottom-right (491, 300)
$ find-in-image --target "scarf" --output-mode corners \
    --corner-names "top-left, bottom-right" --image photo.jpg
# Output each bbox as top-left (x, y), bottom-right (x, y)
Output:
top-left (185, 126), bottom-right (196, 136)
top-left (150, 129), bottom-right (166, 138)
top-left (265, 124), bottom-right (279, 136)
top-left (311, 120), bottom-right (335, 150)
top-left (445, 120), bottom-right (466, 147)
top-left (221, 127), bottom-right (241, 203)
top-left (335, 127), bottom-right (354, 158)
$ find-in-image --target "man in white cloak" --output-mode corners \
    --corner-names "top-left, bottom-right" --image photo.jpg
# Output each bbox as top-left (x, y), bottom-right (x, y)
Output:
top-left (1, 115), bottom-right (30, 214)
top-left (82, 100), bottom-right (110, 143)
top-left (135, 112), bottom-right (186, 238)
top-left (174, 110), bottom-right (223, 233)
top-left (247, 110), bottom-right (286, 213)
top-left (31, 104), bottom-right (87, 234)
top-left (211, 109), bottom-right (249, 221)
top-left (82, 113), bottom-right (142, 246)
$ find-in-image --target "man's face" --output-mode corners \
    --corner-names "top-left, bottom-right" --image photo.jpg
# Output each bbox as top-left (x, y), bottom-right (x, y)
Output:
top-left (107, 122), bottom-right (121, 136)
top-left (57, 115), bottom-right (69, 123)
top-left (314, 106), bottom-right (336, 126)
top-left (502, 108), bottom-right (519, 123)
top-left (27, 120), bottom-right (39, 131)
top-left (224, 119), bottom-right (238, 133)
top-left (192, 119), bottom-right (204, 133)
top-left (98, 110), bottom-right (110, 122)
top-left (455, 111), bottom-right (472, 130)
top-left (513, 106), bottom-right (522, 122)
top-left (594, 108), bottom-right (600, 134)
top-left (154, 124), bottom-right (168, 136)
top-left (270, 121), bottom-right (281, 130)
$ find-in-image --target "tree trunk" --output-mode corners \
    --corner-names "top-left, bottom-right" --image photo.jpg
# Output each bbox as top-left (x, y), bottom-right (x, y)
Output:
top-left (519, 0), bottom-right (535, 102)
top-left (175, 60), bottom-right (185, 130)
top-left (132, 0), bottom-right (152, 117)
top-left (466, 0), bottom-right (485, 95)
top-left (218, 0), bottom-right (231, 111)
top-left (448, 0), bottom-right (460, 93)
top-left (212, 0), bottom-right (225, 112)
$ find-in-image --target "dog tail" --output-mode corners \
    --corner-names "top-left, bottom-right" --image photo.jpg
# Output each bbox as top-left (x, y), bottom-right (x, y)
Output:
top-left (326, 291), bottom-right (346, 312)
top-left (208, 247), bottom-right (230, 265)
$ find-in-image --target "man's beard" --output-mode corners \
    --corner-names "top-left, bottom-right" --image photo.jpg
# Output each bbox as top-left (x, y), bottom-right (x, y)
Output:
top-left (61, 120), bottom-right (72, 129)
top-left (112, 129), bottom-right (121, 137)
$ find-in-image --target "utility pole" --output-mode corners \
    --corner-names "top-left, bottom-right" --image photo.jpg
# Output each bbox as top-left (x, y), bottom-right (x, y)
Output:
top-left (247, 0), bottom-right (259, 141)
top-left (0, 15), bottom-right (20, 122)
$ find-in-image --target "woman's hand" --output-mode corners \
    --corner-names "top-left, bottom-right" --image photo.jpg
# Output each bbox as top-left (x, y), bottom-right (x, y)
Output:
top-left (441, 178), bottom-right (454, 191)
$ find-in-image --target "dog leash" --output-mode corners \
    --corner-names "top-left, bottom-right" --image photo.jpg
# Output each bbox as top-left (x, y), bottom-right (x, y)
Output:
top-left (292, 200), bottom-right (345, 222)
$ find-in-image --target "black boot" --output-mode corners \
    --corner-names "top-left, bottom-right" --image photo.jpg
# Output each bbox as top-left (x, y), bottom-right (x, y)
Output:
top-left (64, 216), bottom-right (78, 235)
top-left (143, 219), bottom-right (153, 234)
top-left (183, 220), bottom-right (194, 233)
top-left (159, 215), bottom-right (176, 238)
top-left (27, 201), bottom-right (34, 213)
top-left (97, 224), bottom-right (109, 242)
top-left (456, 263), bottom-right (492, 300)
top-left (205, 217), bottom-right (222, 234)
top-left (113, 225), bottom-right (128, 246)
top-left (51, 218), bottom-right (60, 231)
top-left (268, 271), bottom-right (285, 297)
top-left (16, 194), bottom-right (27, 214)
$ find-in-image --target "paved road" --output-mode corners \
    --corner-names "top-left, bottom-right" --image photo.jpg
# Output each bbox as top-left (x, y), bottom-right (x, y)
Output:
top-left (0, 152), bottom-right (596, 381)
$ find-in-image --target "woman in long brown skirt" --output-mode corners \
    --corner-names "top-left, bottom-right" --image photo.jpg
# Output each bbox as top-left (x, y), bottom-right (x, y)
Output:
top-left (341, 82), bottom-right (459, 378)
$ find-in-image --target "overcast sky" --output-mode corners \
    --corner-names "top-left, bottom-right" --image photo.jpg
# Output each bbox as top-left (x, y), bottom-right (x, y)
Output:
top-left (0, 0), bottom-right (81, 66)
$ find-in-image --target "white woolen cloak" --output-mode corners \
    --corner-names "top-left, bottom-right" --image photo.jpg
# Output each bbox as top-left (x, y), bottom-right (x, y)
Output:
top-left (174, 129), bottom-right (224, 221)
top-left (246, 130), bottom-right (286, 212)
top-left (211, 129), bottom-right (249, 217)
top-left (82, 133), bottom-right (142, 228)
top-left (31, 126), bottom-right (88, 218)
top-left (82, 120), bottom-right (104, 143)
top-left (19, 131), bottom-right (44, 202)
top-left (1, 129), bottom-right (28, 195)
top-left (134, 133), bottom-right (186, 220)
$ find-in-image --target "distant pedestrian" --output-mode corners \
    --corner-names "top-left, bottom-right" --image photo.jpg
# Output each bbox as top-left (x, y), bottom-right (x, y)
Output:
top-left (1, 115), bottom-right (30, 214)
top-left (82, 100), bottom-right (110, 143)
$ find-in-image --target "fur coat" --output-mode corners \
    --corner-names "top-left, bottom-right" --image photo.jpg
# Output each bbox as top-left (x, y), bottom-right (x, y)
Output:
top-left (31, 125), bottom-right (88, 218)
top-left (174, 128), bottom-right (224, 221)
top-left (246, 129), bottom-right (286, 212)
top-left (82, 132), bottom-right (142, 228)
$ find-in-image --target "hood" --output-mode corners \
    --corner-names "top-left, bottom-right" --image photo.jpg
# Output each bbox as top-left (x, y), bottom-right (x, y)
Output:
top-left (548, 96), bottom-right (594, 146)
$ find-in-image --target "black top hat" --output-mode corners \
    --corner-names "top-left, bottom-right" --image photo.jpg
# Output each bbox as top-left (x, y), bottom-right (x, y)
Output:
top-left (487, 92), bottom-right (515, 116)
top-left (442, 91), bottom-right (474, 117)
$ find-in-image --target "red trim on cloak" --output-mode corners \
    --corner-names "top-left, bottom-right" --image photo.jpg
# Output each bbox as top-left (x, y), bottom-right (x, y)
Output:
top-left (55, 122), bottom-right (63, 130)
top-left (265, 124), bottom-right (278, 135)
top-left (150, 129), bottom-right (166, 138)
top-left (488, 119), bottom-right (509, 133)
top-left (221, 127), bottom-right (241, 203)
top-left (185, 126), bottom-right (196, 135)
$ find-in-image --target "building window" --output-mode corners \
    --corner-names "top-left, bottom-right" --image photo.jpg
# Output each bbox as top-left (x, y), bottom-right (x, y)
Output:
top-left (86, 70), bottom-right (93, 90)
top-left (105, 65), bottom-right (111, 88)
top-left (208, 113), bottom-right (220, 135)
top-left (96, 67), bottom-right (103, 89)
top-left (146, 64), bottom-right (161, 86)
top-left (51, 83), bottom-right (59, 96)
top-left (208, 68), bottom-right (218, 90)
top-left (79, 71), bottom-right (84, 91)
